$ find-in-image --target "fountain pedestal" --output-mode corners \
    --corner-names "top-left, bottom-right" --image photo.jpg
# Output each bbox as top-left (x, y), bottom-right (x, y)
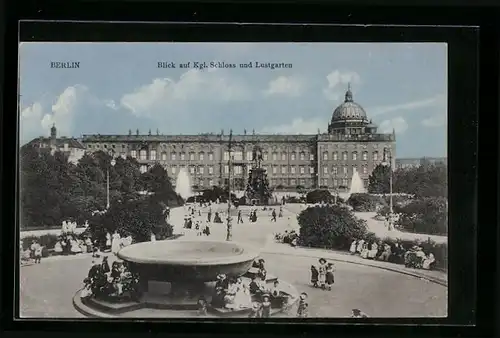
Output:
top-left (73, 240), bottom-right (299, 318)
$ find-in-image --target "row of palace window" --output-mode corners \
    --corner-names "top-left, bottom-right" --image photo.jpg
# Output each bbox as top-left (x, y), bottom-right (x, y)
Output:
top-left (323, 165), bottom-right (369, 175)
top-left (127, 149), bottom-right (384, 162)
top-left (139, 163), bottom-right (367, 177)
top-left (131, 150), bottom-right (215, 161)
top-left (322, 151), bottom-right (381, 161)
top-left (320, 178), bottom-right (370, 187)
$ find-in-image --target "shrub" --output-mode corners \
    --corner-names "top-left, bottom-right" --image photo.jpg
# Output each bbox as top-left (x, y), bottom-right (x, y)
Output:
top-left (200, 186), bottom-right (236, 203)
top-left (297, 205), bottom-right (368, 250)
top-left (238, 196), bottom-right (247, 206)
top-left (306, 189), bottom-right (334, 204)
top-left (286, 196), bottom-right (301, 203)
top-left (347, 193), bottom-right (386, 212)
top-left (91, 196), bottom-right (173, 243)
top-left (396, 197), bottom-right (448, 235)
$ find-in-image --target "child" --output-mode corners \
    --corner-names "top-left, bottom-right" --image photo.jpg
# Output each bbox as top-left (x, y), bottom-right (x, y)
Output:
top-left (310, 265), bottom-right (319, 287)
top-left (34, 244), bottom-right (43, 264)
top-left (261, 294), bottom-right (271, 318)
top-left (197, 296), bottom-right (208, 316)
top-left (325, 263), bottom-right (335, 291)
top-left (351, 308), bottom-right (369, 318)
top-left (297, 292), bottom-right (309, 318)
top-left (318, 258), bottom-right (327, 289)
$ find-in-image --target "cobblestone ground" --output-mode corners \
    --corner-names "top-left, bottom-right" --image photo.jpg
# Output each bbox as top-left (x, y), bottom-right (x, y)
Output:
top-left (19, 205), bottom-right (447, 318)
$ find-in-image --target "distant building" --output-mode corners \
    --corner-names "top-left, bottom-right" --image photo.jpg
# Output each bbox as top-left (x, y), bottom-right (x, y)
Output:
top-left (395, 157), bottom-right (447, 169)
top-left (81, 86), bottom-right (397, 191)
top-left (23, 124), bottom-right (86, 164)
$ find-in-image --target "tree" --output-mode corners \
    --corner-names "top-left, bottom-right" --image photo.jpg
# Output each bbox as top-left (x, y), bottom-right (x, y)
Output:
top-left (141, 163), bottom-right (183, 206)
top-left (245, 167), bottom-right (273, 205)
top-left (297, 205), bottom-right (368, 250)
top-left (368, 164), bottom-right (391, 194)
top-left (20, 146), bottom-right (72, 229)
top-left (396, 196), bottom-right (448, 235)
top-left (94, 196), bottom-right (173, 243)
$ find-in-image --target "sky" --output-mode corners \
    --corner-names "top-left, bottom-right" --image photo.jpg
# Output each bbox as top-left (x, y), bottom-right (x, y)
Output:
top-left (19, 42), bottom-right (447, 158)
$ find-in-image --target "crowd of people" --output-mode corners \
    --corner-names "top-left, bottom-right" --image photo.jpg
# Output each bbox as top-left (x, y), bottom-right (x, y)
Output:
top-left (80, 257), bottom-right (140, 300)
top-left (209, 258), bottom-right (297, 318)
top-left (310, 258), bottom-right (335, 291)
top-left (349, 239), bottom-right (436, 270)
top-left (274, 230), bottom-right (299, 247)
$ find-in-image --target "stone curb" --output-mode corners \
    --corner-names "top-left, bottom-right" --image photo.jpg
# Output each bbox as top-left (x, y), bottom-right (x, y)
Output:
top-left (261, 247), bottom-right (448, 287)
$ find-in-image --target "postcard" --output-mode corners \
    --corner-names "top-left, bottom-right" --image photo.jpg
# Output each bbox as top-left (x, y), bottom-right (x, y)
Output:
top-left (19, 41), bottom-right (448, 319)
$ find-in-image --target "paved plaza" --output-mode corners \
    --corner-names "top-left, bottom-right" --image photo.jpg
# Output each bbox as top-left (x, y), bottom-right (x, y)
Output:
top-left (19, 205), bottom-right (447, 318)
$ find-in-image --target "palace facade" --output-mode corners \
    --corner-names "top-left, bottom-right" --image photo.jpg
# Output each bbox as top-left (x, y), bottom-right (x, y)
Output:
top-left (81, 87), bottom-right (396, 191)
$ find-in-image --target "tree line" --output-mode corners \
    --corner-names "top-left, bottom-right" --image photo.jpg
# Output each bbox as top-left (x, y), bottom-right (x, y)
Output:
top-left (20, 147), bottom-right (182, 230)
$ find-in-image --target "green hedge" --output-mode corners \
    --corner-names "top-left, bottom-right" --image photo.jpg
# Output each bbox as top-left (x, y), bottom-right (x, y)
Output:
top-left (296, 204), bottom-right (447, 271)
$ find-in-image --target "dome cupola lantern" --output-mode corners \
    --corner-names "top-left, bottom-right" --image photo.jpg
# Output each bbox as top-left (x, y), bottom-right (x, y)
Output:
top-left (344, 82), bottom-right (353, 102)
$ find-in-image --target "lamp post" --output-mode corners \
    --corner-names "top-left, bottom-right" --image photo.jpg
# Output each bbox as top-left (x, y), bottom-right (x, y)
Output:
top-left (106, 157), bottom-right (116, 209)
top-left (382, 147), bottom-right (393, 230)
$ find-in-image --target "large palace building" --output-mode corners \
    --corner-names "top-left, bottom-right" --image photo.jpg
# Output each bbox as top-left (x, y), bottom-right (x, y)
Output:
top-left (80, 86), bottom-right (396, 191)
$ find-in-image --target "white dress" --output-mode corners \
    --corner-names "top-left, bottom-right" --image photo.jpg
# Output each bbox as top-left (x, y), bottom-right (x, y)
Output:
top-left (422, 253), bottom-right (435, 270)
top-left (54, 242), bottom-right (63, 253)
top-left (106, 233), bottom-right (112, 247)
top-left (111, 233), bottom-right (121, 254)
top-left (368, 243), bottom-right (378, 259)
top-left (356, 240), bottom-right (365, 253)
top-left (70, 240), bottom-right (81, 253)
top-left (349, 241), bottom-right (357, 253)
top-left (150, 234), bottom-right (156, 242)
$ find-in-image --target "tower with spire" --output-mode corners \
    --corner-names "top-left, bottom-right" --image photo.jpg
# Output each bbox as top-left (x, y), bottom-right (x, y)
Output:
top-left (50, 123), bottom-right (57, 148)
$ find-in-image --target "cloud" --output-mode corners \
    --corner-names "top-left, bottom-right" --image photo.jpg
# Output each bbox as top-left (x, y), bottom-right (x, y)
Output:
top-left (40, 85), bottom-right (88, 136)
top-left (370, 94), bottom-right (445, 117)
top-left (104, 100), bottom-right (119, 110)
top-left (421, 111), bottom-right (446, 127)
top-left (120, 69), bottom-right (252, 117)
top-left (323, 70), bottom-right (361, 101)
top-left (20, 102), bottom-right (45, 142)
top-left (260, 117), bottom-right (324, 135)
top-left (378, 117), bottom-right (408, 134)
top-left (264, 76), bottom-right (304, 97)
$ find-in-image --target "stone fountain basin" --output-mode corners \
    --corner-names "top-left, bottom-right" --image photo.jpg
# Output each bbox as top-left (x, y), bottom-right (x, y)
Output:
top-left (117, 240), bottom-right (260, 282)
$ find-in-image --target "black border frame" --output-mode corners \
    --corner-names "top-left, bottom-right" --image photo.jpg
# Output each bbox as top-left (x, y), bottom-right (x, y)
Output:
top-left (2, 1), bottom-right (498, 337)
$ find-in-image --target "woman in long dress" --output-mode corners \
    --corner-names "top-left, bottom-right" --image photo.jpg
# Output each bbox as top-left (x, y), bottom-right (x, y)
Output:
top-left (360, 242), bottom-right (369, 259)
top-left (422, 253), bottom-right (436, 270)
top-left (105, 232), bottom-right (112, 249)
top-left (356, 239), bottom-right (365, 253)
top-left (368, 242), bottom-right (378, 259)
top-left (111, 231), bottom-right (121, 255)
top-left (318, 258), bottom-right (327, 289)
top-left (54, 240), bottom-right (63, 254)
top-left (70, 238), bottom-right (82, 254)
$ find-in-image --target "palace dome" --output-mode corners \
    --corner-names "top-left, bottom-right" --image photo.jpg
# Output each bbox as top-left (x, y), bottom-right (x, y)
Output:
top-left (331, 86), bottom-right (367, 122)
